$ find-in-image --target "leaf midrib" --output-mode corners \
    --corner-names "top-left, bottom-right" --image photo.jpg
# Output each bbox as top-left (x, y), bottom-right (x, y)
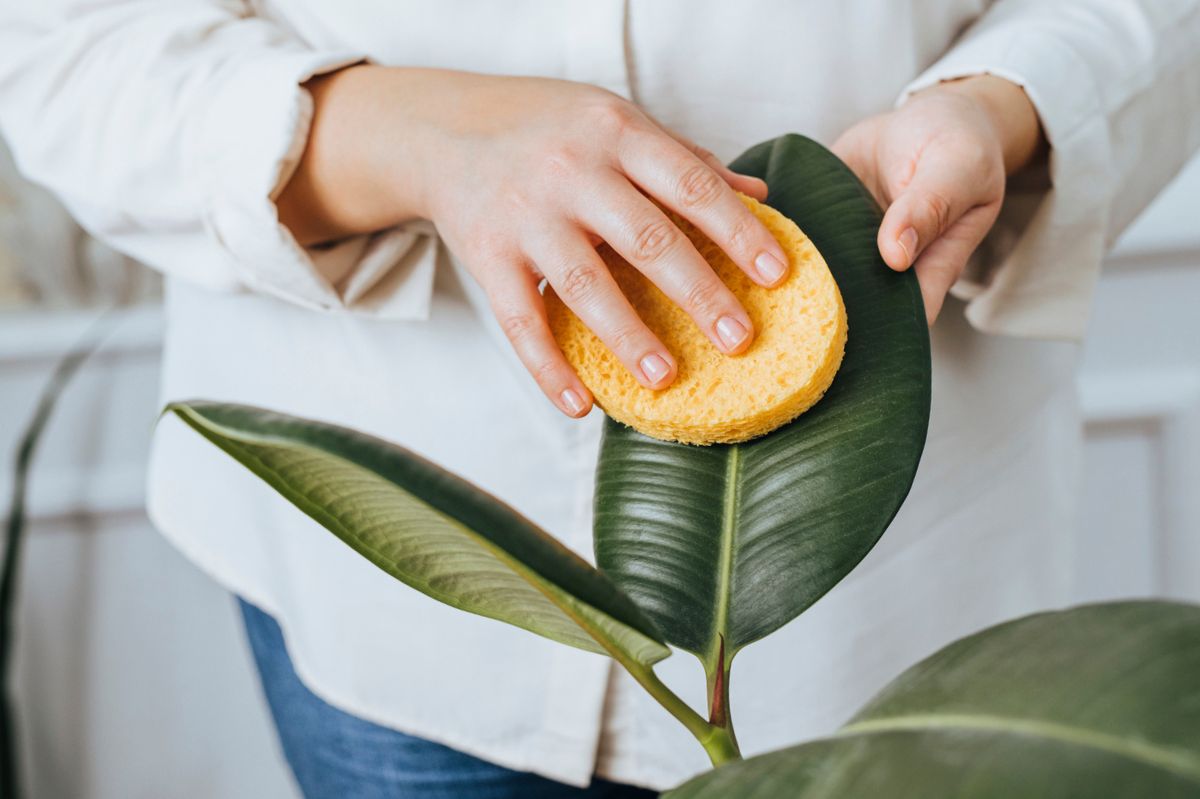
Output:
top-left (175, 409), bottom-right (669, 663)
top-left (259, 435), bottom-right (668, 662)
top-left (708, 445), bottom-right (741, 665)
top-left (836, 713), bottom-right (1200, 783)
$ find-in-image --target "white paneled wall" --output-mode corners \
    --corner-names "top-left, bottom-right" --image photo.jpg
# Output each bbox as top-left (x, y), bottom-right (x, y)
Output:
top-left (1, 155), bottom-right (1197, 798)
top-left (18, 512), bottom-right (294, 799)
top-left (1075, 152), bottom-right (1200, 604)
top-left (1077, 254), bottom-right (1200, 604)
top-left (1, 308), bottom-right (296, 799)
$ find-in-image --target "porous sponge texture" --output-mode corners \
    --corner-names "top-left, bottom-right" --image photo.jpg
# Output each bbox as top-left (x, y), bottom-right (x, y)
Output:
top-left (546, 194), bottom-right (847, 445)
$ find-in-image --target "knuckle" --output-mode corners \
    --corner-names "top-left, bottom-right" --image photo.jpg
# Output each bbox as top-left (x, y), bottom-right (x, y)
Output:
top-left (676, 163), bottom-right (723, 209)
top-left (632, 217), bottom-right (678, 262)
top-left (609, 323), bottom-right (644, 356)
top-left (684, 278), bottom-right (724, 318)
top-left (498, 186), bottom-right (534, 215)
top-left (726, 215), bottom-right (755, 254)
top-left (921, 191), bottom-right (953, 233)
top-left (963, 138), bottom-right (994, 175)
top-left (465, 228), bottom-right (510, 264)
top-left (588, 95), bottom-right (638, 138)
top-left (558, 261), bottom-right (603, 304)
top-left (542, 144), bottom-right (583, 178)
top-left (500, 312), bottom-right (539, 344)
top-left (531, 357), bottom-right (561, 386)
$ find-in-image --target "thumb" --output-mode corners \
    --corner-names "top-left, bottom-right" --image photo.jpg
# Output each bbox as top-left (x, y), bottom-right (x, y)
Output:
top-left (877, 157), bottom-right (977, 272)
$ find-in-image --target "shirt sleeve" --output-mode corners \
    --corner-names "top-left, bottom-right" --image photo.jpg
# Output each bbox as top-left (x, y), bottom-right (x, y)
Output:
top-left (0, 0), bottom-right (438, 320)
top-left (898, 0), bottom-right (1200, 340)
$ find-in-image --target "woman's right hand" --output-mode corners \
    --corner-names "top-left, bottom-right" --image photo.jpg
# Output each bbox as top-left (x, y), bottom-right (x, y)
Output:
top-left (278, 66), bottom-right (790, 418)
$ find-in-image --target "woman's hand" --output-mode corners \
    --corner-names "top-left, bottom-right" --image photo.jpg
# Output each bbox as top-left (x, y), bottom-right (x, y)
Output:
top-left (278, 66), bottom-right (790, 418)
top-left (832, 75), bottom-right (1045, 323)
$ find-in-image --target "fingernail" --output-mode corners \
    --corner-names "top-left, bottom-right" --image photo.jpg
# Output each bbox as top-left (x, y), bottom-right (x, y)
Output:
top-left (560, 388), bottom-right (586, 415)
top-left (898, 227), bottom-right (919, 266)
top-left (715, 316), bottom-right (749, 351)
top-left (755, 252), bottom-right (787, 285)
top-left (639, 353), bottom-right (671, 386)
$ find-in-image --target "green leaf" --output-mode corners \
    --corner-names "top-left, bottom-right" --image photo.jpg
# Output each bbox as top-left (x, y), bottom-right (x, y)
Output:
top-left (594, 134), bottom-right (931, 671)
top-left (163, 401), bottom-right (670, 667)
top-left (666, 601), bottom-right (1200, 798)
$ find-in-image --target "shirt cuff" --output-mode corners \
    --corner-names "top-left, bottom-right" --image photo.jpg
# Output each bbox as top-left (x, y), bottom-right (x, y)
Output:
top-left (897, 19), bottom-right (1113, 340)
top-left (198, 49), bottom-right (437, 321)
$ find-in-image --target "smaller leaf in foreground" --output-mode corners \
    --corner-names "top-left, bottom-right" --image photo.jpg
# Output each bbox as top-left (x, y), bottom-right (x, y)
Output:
top-left (163, 401), bottom-right (670, 668)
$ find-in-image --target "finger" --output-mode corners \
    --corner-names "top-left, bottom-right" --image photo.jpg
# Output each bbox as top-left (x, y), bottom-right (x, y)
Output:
top-left (617, 130), bottom-right (789, 287)
top-left (483, 267), bottom-right (595, 417)
top-left (658, 125), bottom-right (769, 200)
top-left (579, 173), bottom-right (755, 355)
top-left (529, 224), bottom-right (678, 390)
top-left (911, 202), bottom-right (998, 323)
top-left (692, 143), bottom-right (768, 200)
top-left (877, 155), bottom-right (989, 273)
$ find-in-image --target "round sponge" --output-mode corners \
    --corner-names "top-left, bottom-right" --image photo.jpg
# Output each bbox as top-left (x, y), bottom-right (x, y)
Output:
top-left (546, 194), bottom-right (847, 445)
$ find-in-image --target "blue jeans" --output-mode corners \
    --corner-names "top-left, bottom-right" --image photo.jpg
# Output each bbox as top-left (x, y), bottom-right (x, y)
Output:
top-left (239, 599), bottom-right (659, 799)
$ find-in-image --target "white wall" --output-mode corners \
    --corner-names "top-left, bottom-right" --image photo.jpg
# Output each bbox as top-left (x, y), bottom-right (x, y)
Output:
top-left (17, 513), bottom-right (294, 799)
top-left (1074, 154), bottom-right (1200, 604)
top-left (1, 309), bottom-right (295, 799)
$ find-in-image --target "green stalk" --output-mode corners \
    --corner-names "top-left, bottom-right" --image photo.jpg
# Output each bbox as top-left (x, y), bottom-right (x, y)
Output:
top-left (699, 724), bottom-right (741, 766)
top-left (702, 635), bottom-right (741, 764)
top-left (543, 578), bottom-right (741, 766)
top-left (619, 658), bottom-right (742, 767)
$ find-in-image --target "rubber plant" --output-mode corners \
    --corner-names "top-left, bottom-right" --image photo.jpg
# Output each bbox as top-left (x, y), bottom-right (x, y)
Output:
top-left (163, 135), bottom-right (1200, 796)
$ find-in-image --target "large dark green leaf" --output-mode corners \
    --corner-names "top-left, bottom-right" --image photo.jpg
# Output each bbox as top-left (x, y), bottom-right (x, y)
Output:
top-left (667, 601), bottom-right (1200, 798)
top-left (164, 401), bottom-right (670, 667)
top-left (594, 135), bottom-right (931, 672)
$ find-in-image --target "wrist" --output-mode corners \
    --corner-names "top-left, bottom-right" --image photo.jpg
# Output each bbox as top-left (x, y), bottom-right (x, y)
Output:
top-left (278, 64), bottom-right (437, 245)
top-left (933, 74), bottom-right (1046, 175)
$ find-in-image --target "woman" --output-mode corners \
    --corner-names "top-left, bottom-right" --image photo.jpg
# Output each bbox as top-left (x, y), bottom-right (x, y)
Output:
top-left (2, 1), bottom-right (1198, 796)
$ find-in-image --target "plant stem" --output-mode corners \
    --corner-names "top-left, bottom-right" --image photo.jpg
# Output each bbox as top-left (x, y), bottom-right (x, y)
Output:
top-left (619, 661), bottom-right (710, 745)
top-left (699, 725), bottom-right (741, 766)
top-left (703, 636), bottom-right (741, 764)
top-left (618, 659), bottom-right (742, 767)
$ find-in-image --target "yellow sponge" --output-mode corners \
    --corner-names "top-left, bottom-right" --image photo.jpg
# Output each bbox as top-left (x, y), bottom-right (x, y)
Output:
top-left (546, 194), bottom-right (847, 445)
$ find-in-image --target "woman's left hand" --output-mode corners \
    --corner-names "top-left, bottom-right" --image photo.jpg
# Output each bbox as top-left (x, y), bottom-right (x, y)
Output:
top-left (833, 75), bottom-right (1045, 323)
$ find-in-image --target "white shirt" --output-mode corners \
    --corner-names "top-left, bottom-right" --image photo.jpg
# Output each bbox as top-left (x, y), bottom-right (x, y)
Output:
top-left (2, 0), bottom-right (1198, 789)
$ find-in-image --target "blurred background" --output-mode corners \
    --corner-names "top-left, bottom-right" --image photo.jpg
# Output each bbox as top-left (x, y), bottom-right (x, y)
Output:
top-left (2, 132), bottom-right (1199, 797)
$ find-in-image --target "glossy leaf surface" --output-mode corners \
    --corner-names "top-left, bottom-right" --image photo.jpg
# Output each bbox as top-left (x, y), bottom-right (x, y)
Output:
top-left (594, 134), bottom-right (931, 661)
top-left (165, 401), bottom-right (670, 666)
top-left (667, 601), bottom-right (1200, 798)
